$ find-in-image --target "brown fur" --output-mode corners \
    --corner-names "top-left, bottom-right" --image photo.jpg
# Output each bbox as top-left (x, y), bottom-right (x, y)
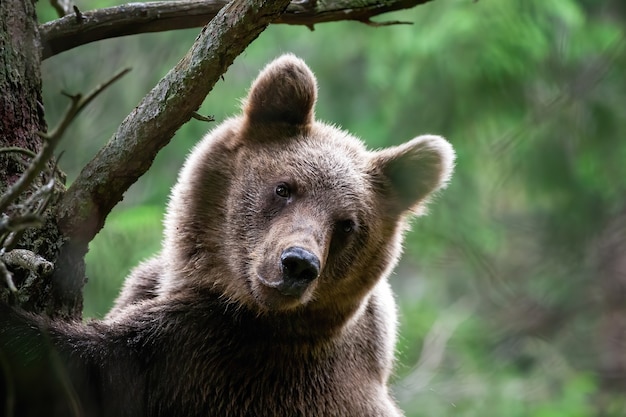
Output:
top-left (0, 55), bottom-right (455, 417)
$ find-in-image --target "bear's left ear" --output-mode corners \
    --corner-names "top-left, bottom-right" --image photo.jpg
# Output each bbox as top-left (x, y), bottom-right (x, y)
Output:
top-left (243, 54), bottom-right (317, 126)
top-left (369, 135), bottom-right (455, 215)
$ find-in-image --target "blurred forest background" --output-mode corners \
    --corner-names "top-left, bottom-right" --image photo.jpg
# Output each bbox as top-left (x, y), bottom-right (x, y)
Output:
top-left (36, 0), bottom-right (625, 415)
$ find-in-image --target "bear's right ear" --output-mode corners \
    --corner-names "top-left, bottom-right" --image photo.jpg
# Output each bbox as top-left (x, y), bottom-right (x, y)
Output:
top-left (243, 54), bottom-right (317, 126)
top-left (369, 135), bottom-right (455, 216)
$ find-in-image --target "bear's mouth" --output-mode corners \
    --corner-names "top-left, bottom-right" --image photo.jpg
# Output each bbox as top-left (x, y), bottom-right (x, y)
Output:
top-left (254, 272), bottom-right (316, 311)
top-left (257, 274), bottom-right (310, 298)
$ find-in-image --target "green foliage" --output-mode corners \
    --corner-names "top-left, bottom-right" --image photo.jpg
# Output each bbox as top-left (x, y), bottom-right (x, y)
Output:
top-left (39, 0), bottom-right (626, 413)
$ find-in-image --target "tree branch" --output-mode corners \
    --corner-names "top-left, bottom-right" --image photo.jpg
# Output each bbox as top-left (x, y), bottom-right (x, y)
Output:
top-left (0, 147), bottom-right (37, 159)
top-left (56, 0), bottom-right (292, 244)
top-left (2, 249), bottom-right (54, 278)
top-left (40, 0), bottom-right (434, 59)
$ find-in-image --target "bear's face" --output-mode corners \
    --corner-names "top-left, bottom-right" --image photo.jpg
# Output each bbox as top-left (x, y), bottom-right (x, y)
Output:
top-left (163, 55), bottom-right (455, 317)
top-left (226, 133), bottom-right (381, 311)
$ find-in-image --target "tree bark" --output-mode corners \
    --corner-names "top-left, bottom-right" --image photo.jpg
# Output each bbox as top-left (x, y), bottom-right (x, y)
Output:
top-left (0, 0), bottom-right (75, 316)
top-left (0, 0), bottom-right (46, 186)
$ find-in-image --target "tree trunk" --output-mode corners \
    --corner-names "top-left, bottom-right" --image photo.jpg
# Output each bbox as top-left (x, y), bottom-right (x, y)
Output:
top-left (0, 0), bottom-right (45, 189)
top-left (0, 0), bottom-right (81, 317)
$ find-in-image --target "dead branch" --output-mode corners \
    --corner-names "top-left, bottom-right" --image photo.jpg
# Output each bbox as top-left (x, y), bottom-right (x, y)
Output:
top-left (45, 68), bottom-right (131, 142)
top-left (56, 0), bottom-right (292, 244)
top-left (191, 112), bottom-right (215, 123)
top-left (361, 19), bottom-right (413, 27)
top-left (72, 5), bottom-right (84, 23)
top-left (1, 249), bottom-right (54, 278)
top-left (0, 214), bottom-right (42, 235)
top-left (0, 139), bottom-right (54, 215)
top-left (0, 68), bottom-right (129, 215)
top-left (0, 177), bottom-right (55, 253)
top-left (40, 0), bottom-right (434, 59)
top-left (0, 147), bottom-right (37, 159)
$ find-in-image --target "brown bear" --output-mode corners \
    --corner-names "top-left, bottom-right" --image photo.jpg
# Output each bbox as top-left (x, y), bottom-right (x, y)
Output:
top-left (0, 54), bottom-right (455, 417)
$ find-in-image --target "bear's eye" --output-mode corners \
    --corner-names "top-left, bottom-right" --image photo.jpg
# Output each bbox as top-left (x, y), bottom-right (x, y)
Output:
top-left (275, 183), bottom-right (290, 198)
top-left (337, 219), bottom-right (356, 234)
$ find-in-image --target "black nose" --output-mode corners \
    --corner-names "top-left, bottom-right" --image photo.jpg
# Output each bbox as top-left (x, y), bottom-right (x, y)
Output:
top-left (280, 247), bottom-right (320, 294)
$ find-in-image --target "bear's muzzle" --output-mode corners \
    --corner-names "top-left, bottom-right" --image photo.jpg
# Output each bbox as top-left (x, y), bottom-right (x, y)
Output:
top-left (278, 246), bottom-right (320, 297)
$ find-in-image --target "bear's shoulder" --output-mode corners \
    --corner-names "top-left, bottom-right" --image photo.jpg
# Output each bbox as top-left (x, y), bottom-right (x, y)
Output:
top-left (108, 284), bottom-right (401, 417)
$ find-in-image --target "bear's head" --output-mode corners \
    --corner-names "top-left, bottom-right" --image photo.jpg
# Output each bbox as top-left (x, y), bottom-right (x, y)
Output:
top-left (161, 55), bottom-right (454, 318)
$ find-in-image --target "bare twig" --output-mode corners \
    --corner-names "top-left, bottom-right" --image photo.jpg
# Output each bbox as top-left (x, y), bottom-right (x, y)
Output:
top-left (27, 172), bottom-right (57, 207)
top-left (191, 112), bottom-right (215, 123)
top-left (73, 5), bottom-right (83, 23)
top-left (0, 144), bottom-right (50, 215)
top-left (0, 68), bottom-right (130, 214)
top-left (43, 68), bottom-right (131, 141)
top-left (40, 0), bottom-right (435, 59)
top-left (360, 19), bottom-right (413, 27)
top-left (57, 0), bottom-right (292, 244)
top-left (0, 177), bottom-right (56, 252)
top-left (0, 147), bottom-right (37, 159)
top-left (0, 213), bottom-right (42, 235)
